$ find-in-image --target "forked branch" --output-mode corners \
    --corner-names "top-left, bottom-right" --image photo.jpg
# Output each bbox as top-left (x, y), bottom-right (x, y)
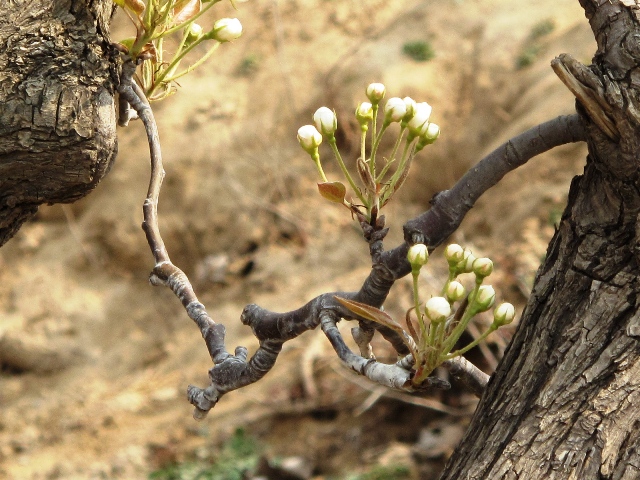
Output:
top-left (118, 58), bottom-right (587, 419)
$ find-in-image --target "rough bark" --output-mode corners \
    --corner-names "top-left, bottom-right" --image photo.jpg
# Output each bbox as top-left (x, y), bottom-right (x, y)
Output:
top-left (0, 0), bottom-right (118, 246)
top-left (441, 2), bottom-right (640, 478)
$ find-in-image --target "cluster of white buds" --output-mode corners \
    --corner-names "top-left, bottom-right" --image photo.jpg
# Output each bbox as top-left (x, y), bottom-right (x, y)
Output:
top-left (296, 82), bottom-right (442, 224)
top-left (403, 243), bottom-right (517, 387)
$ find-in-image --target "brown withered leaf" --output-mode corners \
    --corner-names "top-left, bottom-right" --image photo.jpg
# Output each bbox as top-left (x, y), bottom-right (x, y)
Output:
top-left (318, 181), bottom-right (346, 204)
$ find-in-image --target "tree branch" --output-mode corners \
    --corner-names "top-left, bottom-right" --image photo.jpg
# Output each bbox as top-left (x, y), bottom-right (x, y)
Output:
top-left (119, 60), bottom-right (586, 418)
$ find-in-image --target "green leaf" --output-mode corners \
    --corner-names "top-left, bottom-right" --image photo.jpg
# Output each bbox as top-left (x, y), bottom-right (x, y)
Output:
top-left (317, 181), bottom-right (346, 204)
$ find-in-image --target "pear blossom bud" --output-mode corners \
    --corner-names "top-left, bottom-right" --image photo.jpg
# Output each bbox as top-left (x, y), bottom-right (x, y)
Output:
top-left (366, 83), bottom-right (386, 104)
top-left (383, 97), bottom-right (407, 124)
top-left (211, 18), bottom-right (243, 42)
top-left (422, 123), bottom-right (440, 143)
top-left (473, 258), bottom-right (494, 278)
top-left (407, 102), bottom-right (432, 137)
top-left (444, 244), bottom-right (465, 265)
top-left (355, 102), bottom-right (374, 127)
top-left (313, 107), bottom-right (337, 137)
top-left (456, 249), bottom-right (476, 273)
top-left (407, 243), bottom-right (429, 270)
top-left (297, 125), bottom-right (322, 154)
top-left (474, 285), bottom-right (496, 311)
top-left (493, 302), bottom-right (515, 326)
top-left (445, 281), bottom-right (466, 303)
top-left (402, 97), bottom-right (417, 122)
top-left (425, 296), bottom-right (451, 323)
top-left (414, 122), bottom-right (440, 153)
top-left (186, 23), bottom-right (203, 43)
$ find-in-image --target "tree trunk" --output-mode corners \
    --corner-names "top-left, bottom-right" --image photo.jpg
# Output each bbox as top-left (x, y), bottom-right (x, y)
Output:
top-left (0, 0), bottom-right (118, 246)
top-left (441, 2), bottom-right (640, 478)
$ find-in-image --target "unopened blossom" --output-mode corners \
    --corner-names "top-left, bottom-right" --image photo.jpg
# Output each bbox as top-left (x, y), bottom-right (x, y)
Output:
top-left (384, 97), bottom-right (407, 123)
top-left (407, 243), bottom-right (429, 269)
top-left (366, 83), bottom-right (386, 103)
top-left (211, 18), bottom-right (243, 42)
top-left (313, 107), bottom-right (337, 137)
top-left (425, 296), bottom-right (452, 322)
top-left (297, 125), bottom-right (322, 154)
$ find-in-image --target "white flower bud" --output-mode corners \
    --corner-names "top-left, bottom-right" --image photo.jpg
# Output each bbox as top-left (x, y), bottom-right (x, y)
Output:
top-left (444, 244), bottom-right (465, 265)
top-left (366, 83), bottom-right (386, 104)
top-left (474, 285), bottom-right (496, 311)
top-left (355, 102), bottom-right (374, 126)
top-left (422, 123), bottom-right (440, 143)
top-left (211, 18), bottom-right (243, 42)
top-left (297, 125), bottom-right (322, 154)
top-left (493, 302), bottom-right (515, 326)
top-left (187, 23), bottom-right (203, 42)
top-left (384, 97), bottom-right (407, 123)
top-left (402, 97), bottom-right (417, 122)
top-left (425, 296), bottom-right (452, 323)
top-left (313, 107), bottom-right (337, 137)
top-left (445, 281), bottom-right (466, 303)
top-left (473, 257), bottom-right (494, 278)
top-left (407, 102), bottom-right (432, 136)
top-left (407, 243), bottom-right (429, 269)
top-left (457, 249), bottom-right (476, 273)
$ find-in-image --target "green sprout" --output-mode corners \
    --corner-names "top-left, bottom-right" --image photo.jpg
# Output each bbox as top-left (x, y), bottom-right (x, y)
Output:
top-left (114, 0), bottom-right (243, 101)
top-left (297, 84), bottom-right (440, 225)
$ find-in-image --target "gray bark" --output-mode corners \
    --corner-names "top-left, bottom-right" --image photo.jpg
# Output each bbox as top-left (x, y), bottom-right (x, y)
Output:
top-left (0, 0), bottom-right (118, 246)
top-left (441, 1), bottom-right (640, 478)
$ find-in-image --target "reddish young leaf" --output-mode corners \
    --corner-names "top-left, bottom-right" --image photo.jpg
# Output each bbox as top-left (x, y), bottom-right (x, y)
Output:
top-left (124, 0), bottom-right (145, 16)
top-left (318, 181), bottom-right (346, 204)
top-left (334, 296), bottom-right (417, 356)
top-left (173, 0), bottom-right (202, 25)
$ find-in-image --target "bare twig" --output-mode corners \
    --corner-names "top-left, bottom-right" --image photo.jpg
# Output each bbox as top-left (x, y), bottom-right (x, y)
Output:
top-left (320, 310), bottom-right (451, 391)
top-left (442, 357), bottom-right (490, 398)
top-left (119, 54), bottom-right (586, 418)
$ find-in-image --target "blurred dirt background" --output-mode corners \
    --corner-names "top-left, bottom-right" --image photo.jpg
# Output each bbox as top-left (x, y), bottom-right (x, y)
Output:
top-left (0, 0), bottom-right (596, 478)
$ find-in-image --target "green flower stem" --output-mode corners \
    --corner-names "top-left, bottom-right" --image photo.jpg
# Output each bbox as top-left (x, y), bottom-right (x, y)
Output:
top-left (328, 138), bottom-right (368, 207)
top-left (376, 125), bottom-right (406, 183)
top-left (380, 139), bottom-right (413, 205)
top-left (443, 325), bottom-right (497, 360)
top-left (370, 122), bottom-right (389, 170)
top-left (143, 0), bottom-right (155, 33)
top-left (371, 104), bottom-right (379, 177)
top-left (152, 0), bottom-right (221, 40)
top-left (162, 41), bottom-right (221, 84)
top-left (411, 270), bottom-right (425, 335)
top-left (360, 129), bottom-right (367, 168)
top-left (441, 286), bottom-right (481, 355)
top-left (312, 153), bottom-right (328, 183)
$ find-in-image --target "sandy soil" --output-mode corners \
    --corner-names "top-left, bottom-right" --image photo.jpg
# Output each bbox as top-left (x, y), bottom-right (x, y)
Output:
top-left (0, 0), bottom-right (596, 478)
